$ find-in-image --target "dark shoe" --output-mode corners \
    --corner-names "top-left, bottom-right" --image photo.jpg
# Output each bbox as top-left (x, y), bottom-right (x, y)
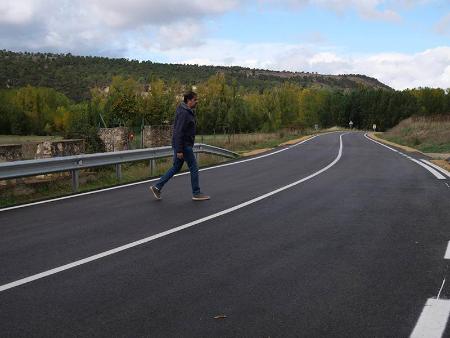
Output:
top-left (192, 192), bottom-right (210, 201)
top-left (150, 185), bottom-right (161, 200)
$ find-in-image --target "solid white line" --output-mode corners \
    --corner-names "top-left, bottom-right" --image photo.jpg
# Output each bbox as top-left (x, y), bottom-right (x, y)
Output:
top-left (364, 134), bottom-right (446, 180)
top-left (437, 279), bottom-right (446, 300)
top-left (0, 133), bottom-right (347, 292)
top-left (410, 298), bottom-right (450, 338)
top-left (0, 135), bottom-right (321, 213)
top-left (420, 159), bottom-right (450, 178)
top-left (445, 241), bottom-right (450, 260)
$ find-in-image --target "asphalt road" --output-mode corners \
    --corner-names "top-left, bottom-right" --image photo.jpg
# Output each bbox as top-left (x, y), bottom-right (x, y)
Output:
top-left (0, 132), bottom-right (449, 337)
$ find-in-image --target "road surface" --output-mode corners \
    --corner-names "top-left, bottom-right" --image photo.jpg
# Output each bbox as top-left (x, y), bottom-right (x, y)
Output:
top-left (0, 132), bottom-right (449, 337)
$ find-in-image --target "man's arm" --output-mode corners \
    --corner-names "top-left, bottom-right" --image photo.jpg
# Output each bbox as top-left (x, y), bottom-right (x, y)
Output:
top-left (173, 110), bottom-right (187, 158)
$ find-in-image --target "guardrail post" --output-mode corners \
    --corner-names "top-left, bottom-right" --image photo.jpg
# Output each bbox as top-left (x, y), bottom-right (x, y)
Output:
top-left (71, 169), bottom-right (79, 193)
top-left (115, 164), bottom-right (122, 181)
top-left (150, 159), bottom-right (156, 176)
top-left (195, 146), bottom-right (200, 162)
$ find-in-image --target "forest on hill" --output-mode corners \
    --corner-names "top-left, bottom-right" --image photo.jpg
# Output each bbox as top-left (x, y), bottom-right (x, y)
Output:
top-left (0, 50), bottom-right (390, 102)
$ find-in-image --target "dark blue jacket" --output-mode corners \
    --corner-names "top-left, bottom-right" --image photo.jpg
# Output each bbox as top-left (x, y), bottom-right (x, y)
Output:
top-left (172, 102), bottom-right (196, 153)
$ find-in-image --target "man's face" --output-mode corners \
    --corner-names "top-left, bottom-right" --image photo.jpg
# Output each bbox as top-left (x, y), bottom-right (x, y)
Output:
top-left (187, 96), bottom-right (198, 109)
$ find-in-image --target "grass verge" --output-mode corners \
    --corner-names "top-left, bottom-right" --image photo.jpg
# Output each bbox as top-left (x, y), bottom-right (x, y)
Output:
top-left (376, 116), bottom-right (450, 154)
top-left (0, 135), bottom-right (63, 145)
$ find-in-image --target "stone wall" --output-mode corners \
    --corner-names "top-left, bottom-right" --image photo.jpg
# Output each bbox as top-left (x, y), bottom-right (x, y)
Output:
top-left (98, 127), bottom-right (130, 152)
top-left (0, 144), bottom-right (23, 162)
top-left (22, 143), bottom-right (39, 159)
top-left (142, 125), bottom-right (173, 148)
top-left (35, 140), bottom-right (85, 159)
top-left (0, 139), bottom-right (85, 162)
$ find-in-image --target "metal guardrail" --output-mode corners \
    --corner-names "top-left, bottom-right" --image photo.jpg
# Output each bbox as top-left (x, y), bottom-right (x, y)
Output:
top-left (0, 143), bottom-right (239, 192)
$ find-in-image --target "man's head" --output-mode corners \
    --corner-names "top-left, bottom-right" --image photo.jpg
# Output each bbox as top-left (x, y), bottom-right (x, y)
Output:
top-left (184, 91), bottom-right (198, 109)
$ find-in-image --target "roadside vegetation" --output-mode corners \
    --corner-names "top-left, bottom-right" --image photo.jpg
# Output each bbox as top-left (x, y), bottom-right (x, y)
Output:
top-left (378, 115), bottom-right (450, 153)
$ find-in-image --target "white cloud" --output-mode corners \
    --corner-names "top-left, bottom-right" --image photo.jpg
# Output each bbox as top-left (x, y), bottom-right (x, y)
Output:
top-left (87, 0), bottom-right (240, 28)
top-left (264, 0), bottom-right (402, 22)
top-left (317, 0), bottom-right (401, 22)
top-left (0, 0), bottom-right (240, 54)
top-left (350, 48), bottom-right (450, 89)
top-left (155, 20), bottom-right (205, 50)
top-left (0, 0), bottom-right (37, 24)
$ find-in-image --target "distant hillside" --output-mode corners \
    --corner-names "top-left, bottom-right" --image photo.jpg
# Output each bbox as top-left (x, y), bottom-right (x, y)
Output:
top-left (0, 50), bottom-right (391, 102)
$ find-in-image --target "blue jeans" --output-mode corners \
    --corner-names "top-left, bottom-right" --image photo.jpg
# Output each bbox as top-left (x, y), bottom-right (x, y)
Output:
top-left (154, 146), bottom-right (200, 195)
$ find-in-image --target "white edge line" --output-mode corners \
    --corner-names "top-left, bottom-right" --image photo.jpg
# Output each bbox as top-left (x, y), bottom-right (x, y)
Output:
top-left (0, 133), bottom-right (347, 292)
top-left (0, 135), bottom-right (324, 212)
top-left (420, 159), bottom-right (450, 178)
top-left (364, 134), bottom-right (446, 180)
top-left (410, 298), bottom-right (450, 338)
top-left (445, 241), bottom-right (450, 260)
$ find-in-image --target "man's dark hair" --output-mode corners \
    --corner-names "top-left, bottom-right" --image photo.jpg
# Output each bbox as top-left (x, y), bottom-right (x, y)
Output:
top-left (184, 91), bottom-right (197, 103)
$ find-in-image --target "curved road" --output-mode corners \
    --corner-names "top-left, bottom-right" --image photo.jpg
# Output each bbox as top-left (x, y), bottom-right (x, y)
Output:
top-left (0, 132), bottom-right (449, 337)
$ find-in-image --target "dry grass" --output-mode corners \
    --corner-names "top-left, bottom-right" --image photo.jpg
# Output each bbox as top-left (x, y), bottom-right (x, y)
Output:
top-left (369, 116), bottom-right (450, 174)
top-left (381, 115), bottom-right (450, 153)
top-left (369, 132), bottom-right (422, 153)
top-left (198, 130), bottom-right (305, 152)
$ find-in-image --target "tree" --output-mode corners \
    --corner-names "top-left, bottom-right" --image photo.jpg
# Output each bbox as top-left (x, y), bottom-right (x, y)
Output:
top-left (105, 76), bottom-right (141, 127)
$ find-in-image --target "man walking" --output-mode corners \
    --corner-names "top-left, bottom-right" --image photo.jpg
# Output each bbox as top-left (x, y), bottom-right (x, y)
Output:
top-left (150, 91), bottom-right (210, 201)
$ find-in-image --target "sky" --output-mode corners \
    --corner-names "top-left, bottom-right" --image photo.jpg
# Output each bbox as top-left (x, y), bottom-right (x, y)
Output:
top-left (0, 0), bottom-right (449, 90)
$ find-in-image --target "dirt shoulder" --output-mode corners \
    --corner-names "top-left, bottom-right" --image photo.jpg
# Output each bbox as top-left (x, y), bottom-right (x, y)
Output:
top-left (279, 135), bottom-right (313, 146)
top-left (241, 148), bottom-right (274, 157)
top-left (240, 135), bottom-right (315, 157)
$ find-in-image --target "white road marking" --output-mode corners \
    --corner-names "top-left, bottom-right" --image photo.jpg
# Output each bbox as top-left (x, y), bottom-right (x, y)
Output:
top-left (0, 133), bottom-right (347, 292)
top-left (364, 134), bottom-right (446, 180)
top-left (0, 134), bottom-right (326, 212)
top-left (420, 159), bottom-right (450, 178)
top-left (410, 299), bottom-right (450, 338)
top-left (445, 241), bottom-right (450, 259)
top-left (437, 279), bottom-right (446, 299)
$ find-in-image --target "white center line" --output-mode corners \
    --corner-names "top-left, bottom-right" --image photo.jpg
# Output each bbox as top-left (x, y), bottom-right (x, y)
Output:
top-left (445, 241), bottom-right (450, 260)
top-left (0, 133), bottom-right (347, 292)
top-left (410, 299), bottom-right (450, 338)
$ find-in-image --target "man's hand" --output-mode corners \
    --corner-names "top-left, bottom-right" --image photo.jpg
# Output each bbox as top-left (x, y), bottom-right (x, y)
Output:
top-left (176, 152), bottom-right (184, 159)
